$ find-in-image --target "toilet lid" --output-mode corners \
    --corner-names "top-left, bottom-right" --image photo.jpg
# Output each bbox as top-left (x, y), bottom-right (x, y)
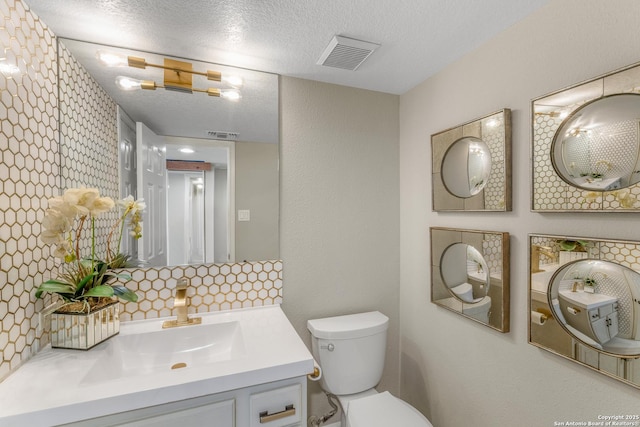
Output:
top-left (347, 391), bottom-right (432, 427)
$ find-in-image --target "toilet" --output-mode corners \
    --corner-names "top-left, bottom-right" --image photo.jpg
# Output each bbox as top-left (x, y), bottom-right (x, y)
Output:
top-left (308, 311), bottom-right (433, 427)
top-left (451, 282), bottom-right (474, 302)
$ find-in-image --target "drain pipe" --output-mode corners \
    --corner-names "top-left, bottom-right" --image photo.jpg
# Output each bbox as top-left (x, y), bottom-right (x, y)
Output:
top-left (308, 392), bottom-right (340, 427)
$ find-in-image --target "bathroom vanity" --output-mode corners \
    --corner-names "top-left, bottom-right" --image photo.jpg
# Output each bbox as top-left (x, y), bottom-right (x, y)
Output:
top-left (0, 305), bottom-right (314, 427)
top-left (558, 290), bottom-right (619, 344)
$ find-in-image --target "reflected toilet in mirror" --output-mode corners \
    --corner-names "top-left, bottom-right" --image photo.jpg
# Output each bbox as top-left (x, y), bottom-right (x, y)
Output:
top-left (529, 234), bottom-right (640, 390)
top-left (430, 227), bottom-right (510, 332)
top-left (431, 109), bottom-right (511, 212)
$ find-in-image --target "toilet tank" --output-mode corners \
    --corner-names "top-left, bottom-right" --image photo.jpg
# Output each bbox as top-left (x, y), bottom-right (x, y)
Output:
top-left (307, 311), bottom-right (389, 395)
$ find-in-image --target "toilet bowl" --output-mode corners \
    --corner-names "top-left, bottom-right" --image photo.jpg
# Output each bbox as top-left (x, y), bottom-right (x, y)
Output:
top-left (308, 311), bottom-right (432, 427)
top-left (344, 391), bottom-right (431, 427)
top-left (451, 282), bottom-right (474, 302)
top-left (462, 296), bottom-right (492, 322)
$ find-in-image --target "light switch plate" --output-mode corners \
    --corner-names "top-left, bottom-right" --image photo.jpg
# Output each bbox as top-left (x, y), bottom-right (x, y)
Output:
top-left (238, 209), bottom-right (251, 221)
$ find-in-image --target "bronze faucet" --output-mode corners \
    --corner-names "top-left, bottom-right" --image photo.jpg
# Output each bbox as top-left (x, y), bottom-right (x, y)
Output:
top-left (531, 245), bottom-right (557, 273)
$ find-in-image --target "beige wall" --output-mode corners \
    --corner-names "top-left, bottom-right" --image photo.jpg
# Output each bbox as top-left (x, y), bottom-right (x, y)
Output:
top-left (235, 141), bottom-right (279, 262)
top-left (280, 77), bottom-right (400, 417)
top-left (400, 1), bottom-right (640, 425)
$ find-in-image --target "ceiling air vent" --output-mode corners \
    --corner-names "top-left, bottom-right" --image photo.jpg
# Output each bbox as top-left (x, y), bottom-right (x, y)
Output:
top-left (317, 35), bottom-right (380, 71)
top-left (207, 131), bottom-right (239, 140)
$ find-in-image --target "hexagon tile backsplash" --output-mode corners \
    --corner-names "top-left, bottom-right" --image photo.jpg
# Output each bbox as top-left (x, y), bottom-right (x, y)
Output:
top-left (0, 0), bottom-right (59, 381)
top-left (0, 0), bottom-right (283, 381)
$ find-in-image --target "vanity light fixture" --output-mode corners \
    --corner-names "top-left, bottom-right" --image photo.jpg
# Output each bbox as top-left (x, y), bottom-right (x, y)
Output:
top-left (98, 50), bottom-right (242, 99)
top-left (114, 75), bottom-right (241, 99)
top-left (535, 110), bottom-right (569, 119)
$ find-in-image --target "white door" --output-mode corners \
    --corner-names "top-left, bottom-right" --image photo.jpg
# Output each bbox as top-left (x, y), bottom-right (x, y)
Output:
top-left (137, 122), bottom-right (167, 266)
top-left (117, 108), bottom-right (138, 260)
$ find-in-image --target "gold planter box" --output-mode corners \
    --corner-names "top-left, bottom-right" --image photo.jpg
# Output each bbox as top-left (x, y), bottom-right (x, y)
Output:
top-left (50, 302), bottom-right (120, 350)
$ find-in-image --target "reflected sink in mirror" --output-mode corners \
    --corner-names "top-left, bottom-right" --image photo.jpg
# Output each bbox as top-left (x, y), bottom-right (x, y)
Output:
top-left (83, 320), bottom-right (246, 384)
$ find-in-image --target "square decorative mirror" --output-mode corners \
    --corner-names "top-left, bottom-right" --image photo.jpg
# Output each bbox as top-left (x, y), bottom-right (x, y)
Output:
top-left (529, 234), bottom-right (640, 389)
top-left (532, 61), bottom-right (640, 211)
top-left (430, 227), bottom-right (510, 332)
top-left (431, 109), bottom-right (512, 211)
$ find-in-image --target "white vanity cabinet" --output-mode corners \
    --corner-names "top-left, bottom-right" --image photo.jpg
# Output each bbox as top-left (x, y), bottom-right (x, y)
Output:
top-left (62, 376), bottom-right (306, 427)
top-left (589, 303), bottom-right (619, 344)
top-left (558, 290), bottom-right (619, 344)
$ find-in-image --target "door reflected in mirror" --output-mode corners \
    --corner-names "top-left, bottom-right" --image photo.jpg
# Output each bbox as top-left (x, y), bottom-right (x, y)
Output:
top-left (431, 227), bottom-right (510, 332)
top-left (529, 234), bottom-right (640, 390)
top-left (431, 109), bottom-right (511, 211)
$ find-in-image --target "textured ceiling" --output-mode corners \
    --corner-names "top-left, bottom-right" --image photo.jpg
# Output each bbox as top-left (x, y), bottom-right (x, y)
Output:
top-left (23, 0), bottom-right (549, 95)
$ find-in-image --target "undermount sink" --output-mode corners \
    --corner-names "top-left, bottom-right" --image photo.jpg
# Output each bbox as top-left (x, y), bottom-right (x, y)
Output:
top-left (83, 320), bottom-right (246, 384)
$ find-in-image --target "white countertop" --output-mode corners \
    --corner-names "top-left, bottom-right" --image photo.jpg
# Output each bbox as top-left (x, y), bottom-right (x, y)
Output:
top-left (0, 305), bottom-right (314, 427)
top-left (558, 289), bottom-right (617, 310)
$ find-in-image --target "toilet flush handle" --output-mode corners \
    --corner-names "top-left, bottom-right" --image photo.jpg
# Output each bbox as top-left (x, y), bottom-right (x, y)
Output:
top-left (320, 343), bottom-right (335, 351)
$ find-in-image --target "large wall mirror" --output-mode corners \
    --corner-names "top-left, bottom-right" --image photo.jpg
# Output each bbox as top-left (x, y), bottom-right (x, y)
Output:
top-left (430, 227), bottom-right (510, 332)
top-left (431, 109), bottom-right (512, 212)
top-left (529, 234), bottom-right (640, 389)
top-left (532, 61), bottom-right (640, 211)
top-left (57, 38), bottom-right (279, 267)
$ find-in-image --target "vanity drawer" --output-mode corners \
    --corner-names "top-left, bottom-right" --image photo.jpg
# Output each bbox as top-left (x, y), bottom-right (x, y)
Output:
top-left (249, 384), bottom-right (302, 427)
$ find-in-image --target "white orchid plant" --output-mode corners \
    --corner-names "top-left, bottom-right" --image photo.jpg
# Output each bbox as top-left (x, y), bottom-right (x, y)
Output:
top-left (35, 188), bottom-right (145, 311)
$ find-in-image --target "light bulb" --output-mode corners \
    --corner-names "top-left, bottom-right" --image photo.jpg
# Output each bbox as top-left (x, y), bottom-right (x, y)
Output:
top-left (179, 148), bottom-right (194, 154)
top-left (222, 75), bottom-right (243, 87)
top-left (96, 50), bottom-right (128, 67)
top-left (221, 89), bottom-right (241, 101)
top-left (115, 76), bottom-right (142, 91)
top-left (115, 76), bottom-right (156, 91)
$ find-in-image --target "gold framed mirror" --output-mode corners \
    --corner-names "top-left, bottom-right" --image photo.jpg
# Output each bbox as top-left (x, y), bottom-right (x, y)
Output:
top-left (431, 109), bottom-right (512, 212)
top-left (430, 227), bottom-right (510, 332)
top-left (532, 61), bottom-right (640, 211)
top-left (529, 234), bottom-right (640, 389)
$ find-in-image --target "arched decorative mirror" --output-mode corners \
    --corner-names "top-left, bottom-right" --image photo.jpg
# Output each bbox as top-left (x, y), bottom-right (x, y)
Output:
top-left (532, 61), bottom-right (640, 211)
top-left (431, 227), bottom-right (510, 332)
top-left (529, 234), bottom-right (640, 389)
top-left (441, 243), bottom-right (490, 303)
top-left (431, 109), bottom-right (511, 212)
top-left (441, 137), bottom-right (493, 198)
top-left (551, 94), bottom-right (640, 192)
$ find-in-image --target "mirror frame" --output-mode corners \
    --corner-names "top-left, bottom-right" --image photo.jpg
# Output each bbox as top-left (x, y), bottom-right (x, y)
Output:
top-left (531, 60), bottom-right (640, 212)
top-left (430, 227), bottom-right (510, 332)
top-left (529, 233), bottom-right (640, 390)
top-left (431, 109), bottom-right (512, 212)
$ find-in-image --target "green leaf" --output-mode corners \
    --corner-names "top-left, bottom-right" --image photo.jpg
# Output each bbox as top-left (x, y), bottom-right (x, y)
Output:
top-left (83, 285), bottom-right (115, 297)
top-left (35, 280), bottom-right (76, 298)
top-left (75, 272), bottom-right (97, 294)
top-left (112, 285), bottom-right (138, 302)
